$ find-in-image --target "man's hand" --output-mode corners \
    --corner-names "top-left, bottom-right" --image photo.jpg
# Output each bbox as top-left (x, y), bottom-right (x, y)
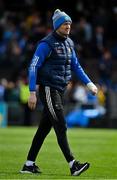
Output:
top-left (28, 91), bottom-right (37, 110)
top-left (87, 82), bottom-right (98, 95)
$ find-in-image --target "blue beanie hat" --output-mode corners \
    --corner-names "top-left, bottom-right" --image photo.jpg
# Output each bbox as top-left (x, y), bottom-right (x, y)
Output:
top-left (52, 9), bottom-right (72, 30)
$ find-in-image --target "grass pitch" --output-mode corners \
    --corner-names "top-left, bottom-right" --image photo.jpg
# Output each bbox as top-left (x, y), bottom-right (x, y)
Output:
top-left (0, 127), bottom-right (117, 179)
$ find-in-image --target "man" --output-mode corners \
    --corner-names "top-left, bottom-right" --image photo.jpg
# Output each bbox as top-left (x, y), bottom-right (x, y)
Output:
top-left (20, 9), bottom-right (98, 176)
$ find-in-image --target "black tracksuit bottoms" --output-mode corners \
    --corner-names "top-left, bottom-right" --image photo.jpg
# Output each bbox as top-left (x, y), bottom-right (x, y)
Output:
top-left (27, 85), bottom-right (74, 163)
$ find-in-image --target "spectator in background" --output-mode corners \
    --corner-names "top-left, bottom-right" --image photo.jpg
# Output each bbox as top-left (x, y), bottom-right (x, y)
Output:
top-left (92, 7), bottom-right (108, 30)
top-left (0, 78), bottom-right (7, 101)
top-left (72, 82), bottom-right (87, 104)
top-left (97, 84), bottom-right (106, 107)
top-left (19, 74), bottom-right (31, 126)
top-left (45, 10), bottom-right (53, 31)
top-left (74, 17), bottom-right (92, 57)
top-left (20, 9), bottom-right (98, 176)
top-left (98, 48), bottom-right (112, 87)
top-left (72, 18), bottom-right (91, 46)
top-left (4, 80), bottom-right (20, 102)
top-left (92, 26), bottom-right (106, 57)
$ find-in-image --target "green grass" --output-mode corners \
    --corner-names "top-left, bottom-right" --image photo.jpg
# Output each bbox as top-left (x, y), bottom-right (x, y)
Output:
top-left (0, 127), bottom-right (117, 179)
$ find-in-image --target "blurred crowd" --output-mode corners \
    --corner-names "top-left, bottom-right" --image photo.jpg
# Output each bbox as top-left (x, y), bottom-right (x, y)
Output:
top-left (0, 75), bottom-right (107, 126)
top-left (0, 1), bottom-right (116, 84)
top-left (0, 0), bottom-right (117, 126)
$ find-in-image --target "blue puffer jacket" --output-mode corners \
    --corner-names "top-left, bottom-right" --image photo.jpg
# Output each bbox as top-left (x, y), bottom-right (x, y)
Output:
top-left (29, 32), bottom-right (91, 92)
top-left (37, 32), bottom-right (74, 91)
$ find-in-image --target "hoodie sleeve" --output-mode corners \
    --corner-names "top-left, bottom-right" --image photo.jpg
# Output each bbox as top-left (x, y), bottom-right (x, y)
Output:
top-left (71, 49), bottom-right (91, 84)
top-left (29, 42), bottom-right (51, 91)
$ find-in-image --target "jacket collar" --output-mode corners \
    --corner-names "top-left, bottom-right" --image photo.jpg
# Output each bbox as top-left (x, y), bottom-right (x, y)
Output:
top-left (53, 31), bottom-right (67, 41)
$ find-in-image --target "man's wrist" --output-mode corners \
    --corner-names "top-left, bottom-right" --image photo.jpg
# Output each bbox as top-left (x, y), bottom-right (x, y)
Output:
top-left (87, 82), bottom-right (95, 89)
top-left (87, 82), bottom-right (97, 92)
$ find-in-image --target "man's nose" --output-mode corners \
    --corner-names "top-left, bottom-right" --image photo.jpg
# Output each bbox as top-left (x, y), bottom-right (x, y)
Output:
top-left (66, 25), bottom-right (70, 28)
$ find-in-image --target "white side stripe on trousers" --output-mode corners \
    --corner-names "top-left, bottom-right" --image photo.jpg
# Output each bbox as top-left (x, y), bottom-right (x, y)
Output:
top-left (45, 86), bottom-right (58, 121)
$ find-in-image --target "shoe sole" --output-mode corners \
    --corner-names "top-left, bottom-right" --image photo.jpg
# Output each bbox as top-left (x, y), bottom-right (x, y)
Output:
top-left (20, 170), bottom-right (33, 174)
top-left (20, 170), bottom-right (41, 174)
top-left (72, 163), bottom-right (90, 176)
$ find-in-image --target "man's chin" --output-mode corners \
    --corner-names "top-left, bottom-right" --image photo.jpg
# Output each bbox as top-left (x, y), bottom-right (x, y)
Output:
top-left (63, 33), bottom-right (69, 37)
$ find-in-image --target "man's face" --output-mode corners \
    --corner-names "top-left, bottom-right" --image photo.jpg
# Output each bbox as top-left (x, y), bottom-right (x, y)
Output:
top-left (56, 22), bottom-right (71, 36)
